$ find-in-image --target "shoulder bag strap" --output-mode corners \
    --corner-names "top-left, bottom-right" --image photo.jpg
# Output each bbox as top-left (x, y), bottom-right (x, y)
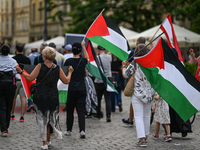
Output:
top-left (74, 58), bottom-right (82, 72)
top-left (98, 55), bottom-right (105, 73)
top-left (37, 64), bottom-right (55, 86)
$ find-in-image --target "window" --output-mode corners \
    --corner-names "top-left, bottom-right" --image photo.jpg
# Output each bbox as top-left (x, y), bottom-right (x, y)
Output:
top-left (17, 0), bottom-right (20, 8)
top-left (24, 17), bottom-right (28, 30)
top-left (1, 18), bottom-right (4, 33)
top-left (63, 1), bottom-right (67, 13)
top-left (39, 1), bottom-right (42, 20)
top-left (6, 0), bottom-right (8, 9)
top-left (22, 17), bottom-right (24, 31)
top-left (17, 18), bottom-right (20, 31)
top-left (1, 0), bottom-right (4, 9)
top-left (6, 17), bottom-right (9, 33)
top-left (32, 3), bottom-right (35, 21)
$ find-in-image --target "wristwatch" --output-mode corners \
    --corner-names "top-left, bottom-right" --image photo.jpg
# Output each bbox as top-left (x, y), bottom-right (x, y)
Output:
top-left (20, 70), bottom-right (23, 74)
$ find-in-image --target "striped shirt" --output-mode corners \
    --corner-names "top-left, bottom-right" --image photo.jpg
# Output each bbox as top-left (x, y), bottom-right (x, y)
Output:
top-left (0, 55), bottom-right (18, 74)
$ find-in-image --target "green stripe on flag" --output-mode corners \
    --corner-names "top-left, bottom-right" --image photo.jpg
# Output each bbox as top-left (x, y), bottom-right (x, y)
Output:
top-left (139, 64), bottom-right (197, 122)
top-left (87, 36), bottom-right (128, 61)
top-left (59, 90), bottom-right (68, 104)
top-left (86, 63), bottom-right (102, 80)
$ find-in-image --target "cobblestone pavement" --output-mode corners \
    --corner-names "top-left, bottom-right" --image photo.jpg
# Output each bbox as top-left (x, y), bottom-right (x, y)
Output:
top-left (1, 93), bottom-right (200, 150)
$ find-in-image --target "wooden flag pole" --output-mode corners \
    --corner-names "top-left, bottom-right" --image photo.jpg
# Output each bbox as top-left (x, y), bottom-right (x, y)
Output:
top-left (150, 26), bottom-right (161, 42)
top-left (83, 8), bottom-right (105, 41)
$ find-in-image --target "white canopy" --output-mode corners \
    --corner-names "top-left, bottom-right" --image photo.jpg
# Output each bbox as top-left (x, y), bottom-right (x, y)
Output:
top-left (128, 24), bottom-right (200, 48)
top-left (24, 36), bottom-right (65, 55)
top-left (119, 26), bottom-right (139, 39)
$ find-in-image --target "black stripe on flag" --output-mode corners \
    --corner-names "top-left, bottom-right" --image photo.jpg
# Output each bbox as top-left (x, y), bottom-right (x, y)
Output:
top-left (103, 15), bottom-right (130, 51)
top-left (88, 41), bottom-right (108, 89)
top-left (162, 38), bottom-right (200, 92)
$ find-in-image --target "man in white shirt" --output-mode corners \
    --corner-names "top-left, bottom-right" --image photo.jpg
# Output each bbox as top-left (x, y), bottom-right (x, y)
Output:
top-left (49, 42), bottom-right (65, 67)
top-left (93, 45), bottom-right (112, 122)
top-left (64, 44), bottom-right (73, 60)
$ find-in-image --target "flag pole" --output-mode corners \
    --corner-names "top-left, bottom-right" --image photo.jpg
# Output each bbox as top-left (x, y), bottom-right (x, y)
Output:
top-left (150, 26), bottom-right (160, 41)
top-left (83, 8), bottom-right (105, 41)
top-left (127, 31), bottom-right (165, 62)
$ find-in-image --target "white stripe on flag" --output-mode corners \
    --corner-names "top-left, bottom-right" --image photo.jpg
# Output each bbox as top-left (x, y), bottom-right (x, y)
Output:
top-left (90, 61), bottom-right (98, 67)
top-left (159, 62), bottom-right (200, 110)
top-left (103, 27), bottom-right (129, 53)
top-left (107, 84), bottom-right (115, 92)
top-left (162, 19), bottom-right (173, 42)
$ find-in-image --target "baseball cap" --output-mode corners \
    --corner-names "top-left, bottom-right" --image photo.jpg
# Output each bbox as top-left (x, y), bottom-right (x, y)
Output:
top-left (72, 42), bottom-right (82, 51)
top-left (64, 44), bottom-right (72, 51)
top-left (97, 45), bottom-right (105, 50)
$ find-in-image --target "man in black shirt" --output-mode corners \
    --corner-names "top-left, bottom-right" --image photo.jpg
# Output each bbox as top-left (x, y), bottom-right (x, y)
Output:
top-left (11, 43), bottom-right (31, 122)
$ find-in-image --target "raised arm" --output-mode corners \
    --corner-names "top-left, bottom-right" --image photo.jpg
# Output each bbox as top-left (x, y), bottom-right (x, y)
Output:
top-left (189, 48), bottom-right (200, 64)
top-left (16, 64), bottom-right (41, 81)
top-left (59, 66), bottom-right (74, 84)
top-left (81, 40), bottom-right (89, 62)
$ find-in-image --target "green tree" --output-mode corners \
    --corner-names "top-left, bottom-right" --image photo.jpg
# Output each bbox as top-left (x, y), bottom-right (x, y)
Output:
top-left (109, 0), bottom-right (162, 32)
top-left (152, 0), bottom-right (200, 34)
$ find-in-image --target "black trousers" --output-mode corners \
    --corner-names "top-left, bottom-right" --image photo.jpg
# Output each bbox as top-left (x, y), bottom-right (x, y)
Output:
top-left (0, 82), bottom-right (16, 132)
top-left (66, 90), bottom-right (86, 132)
top-left (95, 83), bottom-right (111, 118)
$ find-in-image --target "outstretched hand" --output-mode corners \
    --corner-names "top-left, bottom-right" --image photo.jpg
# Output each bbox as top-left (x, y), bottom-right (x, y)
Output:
top-left (81, 40), bottom-right (85, 48)
top-left (189, 48), bottom-right (194, 55)
top-left (16, 66), bottom-right (22, 74)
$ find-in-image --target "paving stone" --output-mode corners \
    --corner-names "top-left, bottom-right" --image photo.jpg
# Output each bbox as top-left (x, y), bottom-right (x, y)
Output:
top-left (0, 93), bottom-right (200, 150)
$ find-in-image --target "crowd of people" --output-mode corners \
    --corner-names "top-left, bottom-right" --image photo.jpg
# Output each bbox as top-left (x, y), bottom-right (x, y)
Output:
top-left (0, 36), bottom-right (197, 149)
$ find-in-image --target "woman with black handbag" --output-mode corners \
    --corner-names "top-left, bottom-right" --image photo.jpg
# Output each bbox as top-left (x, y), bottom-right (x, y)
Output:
top-left (0, 44), bottom-right (18, 137)
top-left (16, 46), bottom-right (74, 150)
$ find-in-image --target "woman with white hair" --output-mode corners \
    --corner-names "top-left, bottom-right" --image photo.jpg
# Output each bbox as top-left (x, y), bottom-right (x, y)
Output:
top-left (16, 46), bottom-right (74, 150)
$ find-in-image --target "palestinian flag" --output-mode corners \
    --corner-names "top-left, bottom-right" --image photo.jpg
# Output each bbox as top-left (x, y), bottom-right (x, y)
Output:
top-left (20, 70), bottom-right (36, 99)
top-left (160, 14), bottom-right (183, 62)
top-left (134, 37), bottom-right (200, 122)
top-left (86, 13), bottom-right (130, 61)
top-left (86, 40), bottom-right (118, 93)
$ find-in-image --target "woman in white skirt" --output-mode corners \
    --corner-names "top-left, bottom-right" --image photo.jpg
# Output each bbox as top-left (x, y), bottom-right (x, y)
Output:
top-left (153, 93), bottom-right (172, 142)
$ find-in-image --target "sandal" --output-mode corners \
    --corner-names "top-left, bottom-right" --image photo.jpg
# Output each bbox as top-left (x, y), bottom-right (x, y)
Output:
top-left (153, 134), bottom-right (159, 140)
top-left (164, 135), bottom-right (172, 142)
top-left (135, 140), bottom-right (147, 147)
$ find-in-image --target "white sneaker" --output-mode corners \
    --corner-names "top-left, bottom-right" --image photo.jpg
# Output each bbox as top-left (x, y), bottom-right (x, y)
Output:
top-left (64, 131), bottom-right (71, 136)
top-left (80, 130), bottom-right (85, 138)
top-left (47, 141), bottom-right (51, 147)
top-left (41, 145), bottom-right (48, 150)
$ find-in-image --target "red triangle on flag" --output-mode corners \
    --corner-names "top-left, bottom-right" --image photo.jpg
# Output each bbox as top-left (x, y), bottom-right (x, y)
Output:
top-left (86, 41), bottom-right (95, 62)
top-left (86, 14), bottom-right (110, 37)
top-left (135, 38), bottom-right (165, 70)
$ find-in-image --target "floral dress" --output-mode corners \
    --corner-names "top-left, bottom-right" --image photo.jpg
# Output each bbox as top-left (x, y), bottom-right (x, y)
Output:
top-left (154, 95), bottom-right (170, 124)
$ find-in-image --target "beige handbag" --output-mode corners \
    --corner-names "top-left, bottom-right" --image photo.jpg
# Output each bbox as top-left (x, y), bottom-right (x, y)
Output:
top-left (124, 65), bottom-right (136, 97)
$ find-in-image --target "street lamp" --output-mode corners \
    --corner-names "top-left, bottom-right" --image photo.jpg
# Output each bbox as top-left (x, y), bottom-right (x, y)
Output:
top-left (44, 0), bottom-right (48, 41)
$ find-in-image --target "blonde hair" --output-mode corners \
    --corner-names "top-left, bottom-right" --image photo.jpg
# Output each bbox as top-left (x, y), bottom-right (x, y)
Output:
top-left (42, 46), bottom-right (56, 61)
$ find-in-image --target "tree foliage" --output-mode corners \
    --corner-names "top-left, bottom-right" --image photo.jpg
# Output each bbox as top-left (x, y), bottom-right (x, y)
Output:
top-left (45, 0), bottom-right (200, 34)
top-left (152, 0), bottom-right (200, 33)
